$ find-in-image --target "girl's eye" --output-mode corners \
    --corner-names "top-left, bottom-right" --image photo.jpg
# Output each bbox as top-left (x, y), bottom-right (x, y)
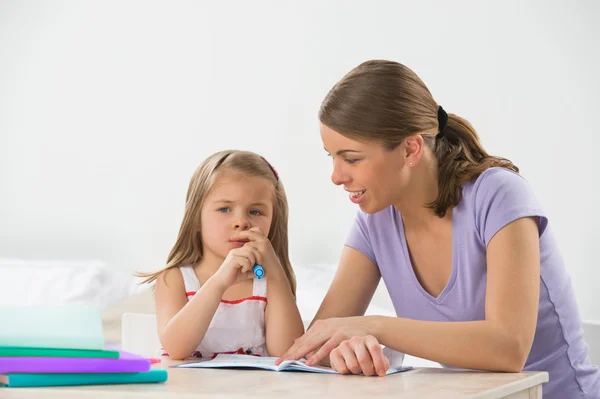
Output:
top-left (218, 207), bottom-right (230, 213)
top-left (249, 210), bottom-right (262, 216)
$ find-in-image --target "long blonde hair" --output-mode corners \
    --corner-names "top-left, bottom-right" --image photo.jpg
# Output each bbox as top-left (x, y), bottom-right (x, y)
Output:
top-left (138, 150), bottom-right (296, 295)
top-left (319, 60), bottom-right (518, 217)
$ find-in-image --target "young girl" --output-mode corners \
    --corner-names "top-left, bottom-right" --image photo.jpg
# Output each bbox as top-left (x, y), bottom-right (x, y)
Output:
top-left (141, 150), bottom-right (304, 360)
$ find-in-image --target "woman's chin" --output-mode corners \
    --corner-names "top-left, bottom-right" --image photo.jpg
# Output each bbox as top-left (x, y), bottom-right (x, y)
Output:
top-left (359, 199), bottom-right (388, 214)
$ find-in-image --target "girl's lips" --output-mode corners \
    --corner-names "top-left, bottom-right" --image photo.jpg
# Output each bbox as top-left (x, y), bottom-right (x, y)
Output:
top-left (229, 239), bottom-right (250, 247)
top-left (229, 237), bottom-right (250, 242)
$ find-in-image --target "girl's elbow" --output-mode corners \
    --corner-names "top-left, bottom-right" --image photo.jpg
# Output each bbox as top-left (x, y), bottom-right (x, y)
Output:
top-left (159, 337), bottom-right (192, 360)
top-left (266, 344), bottom-right (285, 358)
top-left (163, 347), bottom-right (191, 360)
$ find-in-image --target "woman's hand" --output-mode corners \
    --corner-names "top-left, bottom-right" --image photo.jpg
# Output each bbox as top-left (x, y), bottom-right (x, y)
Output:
top-left (330, 335), bottom-right (390, 376)
top-left (276, 316), bottom-right (372, 366)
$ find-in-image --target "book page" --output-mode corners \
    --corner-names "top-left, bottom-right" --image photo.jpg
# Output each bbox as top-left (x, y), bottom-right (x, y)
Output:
top-left (285, 359), bottom-right (412, 375)
top-left (284, 360), bottom-right (339, 374)
top-left (176, 353), bottom-right (412, 375)
top-left (176, 354), bottom-right (287, 371)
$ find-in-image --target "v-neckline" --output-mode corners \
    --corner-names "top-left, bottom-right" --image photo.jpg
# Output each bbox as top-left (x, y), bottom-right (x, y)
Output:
top-left (397, 208), bottom-right (458, 305)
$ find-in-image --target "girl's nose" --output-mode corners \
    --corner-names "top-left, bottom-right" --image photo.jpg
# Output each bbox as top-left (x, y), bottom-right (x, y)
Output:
top-left (233, 217), bottom-right (251, 231)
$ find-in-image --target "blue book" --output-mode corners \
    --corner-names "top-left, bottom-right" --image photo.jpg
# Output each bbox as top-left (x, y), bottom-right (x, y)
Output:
top-left (0, 305), bottom-right (105, 350)
top-left (0, 369), bottom-right (168, 387)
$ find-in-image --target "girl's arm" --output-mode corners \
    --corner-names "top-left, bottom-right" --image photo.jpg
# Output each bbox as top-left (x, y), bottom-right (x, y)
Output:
top-left (282, 217), bottom-right (540, 373)
top-left (263, 266), bottom-right (305, 357)
top-left (234, 227), bottom-right (305, 356)
top-left (155, 247), bottom-right (256, 360)
top-left (155, 268), bottom-right (226, 360)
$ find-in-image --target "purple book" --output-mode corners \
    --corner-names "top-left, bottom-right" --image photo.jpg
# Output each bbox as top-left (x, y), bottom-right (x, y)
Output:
top-left (0, 351), bottom-right (151, 374)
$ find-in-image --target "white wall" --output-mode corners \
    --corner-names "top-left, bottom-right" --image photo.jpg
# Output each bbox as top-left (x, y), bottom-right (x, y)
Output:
top-left (1, 1), bottom-right (598, 319)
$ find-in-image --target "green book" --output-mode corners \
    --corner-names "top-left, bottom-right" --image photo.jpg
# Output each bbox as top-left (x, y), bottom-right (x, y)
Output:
top-left (0, 369), bottom-right (168, 387)
top-left (0, 347), bottom-right (119, 359)
top-left (0, 305), bottom-right (104, 350)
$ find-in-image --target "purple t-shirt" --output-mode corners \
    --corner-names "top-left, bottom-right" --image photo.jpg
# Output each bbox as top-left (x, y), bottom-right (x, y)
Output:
top-left (346, 167), bottom-right (599, 399)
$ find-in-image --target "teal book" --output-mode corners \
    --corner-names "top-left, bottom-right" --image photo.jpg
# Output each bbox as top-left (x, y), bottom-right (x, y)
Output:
top-left (0, 347), bottom-right (119, 359)
top-left (0, 369), bottom-right (168, 387)
top-left (0, 305), bottom-right (104, 350)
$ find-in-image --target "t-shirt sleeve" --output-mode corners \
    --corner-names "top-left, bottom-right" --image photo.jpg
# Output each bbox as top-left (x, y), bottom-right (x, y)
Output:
top-left (474, 169), bottom-right (548, 247)
top-left (344, 210), bottom-right (377, 265)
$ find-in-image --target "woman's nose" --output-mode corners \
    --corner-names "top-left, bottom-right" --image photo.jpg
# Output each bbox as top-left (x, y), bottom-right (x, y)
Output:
top-left (331, 163), bottom-right (349, 186)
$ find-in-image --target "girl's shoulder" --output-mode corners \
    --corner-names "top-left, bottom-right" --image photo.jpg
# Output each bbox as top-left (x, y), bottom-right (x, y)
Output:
top-left (156, 265), bottom-right (195, 289)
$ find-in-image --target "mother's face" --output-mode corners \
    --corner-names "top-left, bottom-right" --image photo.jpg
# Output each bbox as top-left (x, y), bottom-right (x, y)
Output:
top-left (320, 123), bottom-right (408, 214)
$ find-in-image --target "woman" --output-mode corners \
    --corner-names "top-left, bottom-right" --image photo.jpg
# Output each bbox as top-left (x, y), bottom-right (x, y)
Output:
top-left (278, 60), bottom-right (599, 399)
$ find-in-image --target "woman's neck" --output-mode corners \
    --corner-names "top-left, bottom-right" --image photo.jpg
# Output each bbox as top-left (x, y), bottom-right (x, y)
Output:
top-left (393, 151), bottom-right (447, 229)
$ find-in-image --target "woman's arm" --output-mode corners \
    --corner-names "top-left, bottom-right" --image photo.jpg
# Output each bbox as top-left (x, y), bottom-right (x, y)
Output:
top-left (155, 268), bottom-right (226, 360)
top-left (373, 217), bottom-right (540, 371)
top-left (264, 267), bottom-right (305, 356)
top-left (311, 245), bottom-right (382, 323)
top-left (276, 246), bottom-right (382, 366)
top-left (283, 217), bottom-right (540, 373)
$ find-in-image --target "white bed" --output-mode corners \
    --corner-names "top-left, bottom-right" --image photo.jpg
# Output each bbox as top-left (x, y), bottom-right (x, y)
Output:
top-left (0, 258), bottom-right (440, 367)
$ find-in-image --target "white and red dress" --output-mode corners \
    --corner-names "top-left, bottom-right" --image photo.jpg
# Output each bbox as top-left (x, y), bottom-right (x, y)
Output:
top-left (161, 265), bottom-right (268, 358)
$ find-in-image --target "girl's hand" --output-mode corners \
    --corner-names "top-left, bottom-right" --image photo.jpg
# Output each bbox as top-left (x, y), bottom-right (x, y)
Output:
top-left (213, 246), bottom-right (257, 289)
top-left (235, 227), bottom-right (283, 279)
top-left (329, 335), bottom-right (390, 376)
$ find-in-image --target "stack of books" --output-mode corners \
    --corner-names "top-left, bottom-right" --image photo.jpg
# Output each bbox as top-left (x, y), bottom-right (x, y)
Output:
top-left (0, 305), bottom-right (167, 388)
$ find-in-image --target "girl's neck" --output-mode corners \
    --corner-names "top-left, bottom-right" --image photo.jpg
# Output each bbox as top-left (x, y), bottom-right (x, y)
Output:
top-left (195, 250), bottom-right (224, 274)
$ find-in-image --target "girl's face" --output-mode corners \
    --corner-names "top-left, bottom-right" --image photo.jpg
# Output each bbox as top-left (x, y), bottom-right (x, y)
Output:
top-left (320, 122), bottom-right (409, 214)
top-left (200, 170), bottom-right (274, 260)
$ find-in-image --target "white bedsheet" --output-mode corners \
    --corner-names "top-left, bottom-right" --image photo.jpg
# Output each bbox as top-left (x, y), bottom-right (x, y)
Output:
top-left (0, 258), bottom-right (134, 309)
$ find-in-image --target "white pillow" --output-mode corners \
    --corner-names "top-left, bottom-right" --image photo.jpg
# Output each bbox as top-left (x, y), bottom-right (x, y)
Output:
top-left (294, 263), bottom-right (396, 323)
top-left (0, 258), bottom-right (135, 310)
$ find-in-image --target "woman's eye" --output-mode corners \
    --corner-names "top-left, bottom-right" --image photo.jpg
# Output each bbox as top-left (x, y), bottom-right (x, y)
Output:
top-left (345, 158), bottom-right (359, 164)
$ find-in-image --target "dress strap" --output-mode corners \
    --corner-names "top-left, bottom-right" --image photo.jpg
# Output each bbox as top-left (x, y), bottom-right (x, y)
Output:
top-left (253, 276), bottom-right (267, 298)
top-left (179, 265), bottom-right (200, 293)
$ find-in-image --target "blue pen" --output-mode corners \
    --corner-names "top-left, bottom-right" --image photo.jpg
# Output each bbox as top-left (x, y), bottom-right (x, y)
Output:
top-left (253, 264), bottom-right (264, 280)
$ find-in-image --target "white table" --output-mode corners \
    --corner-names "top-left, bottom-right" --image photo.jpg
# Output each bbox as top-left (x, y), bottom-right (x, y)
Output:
top-left (0, 358), bottom-right (549, 398)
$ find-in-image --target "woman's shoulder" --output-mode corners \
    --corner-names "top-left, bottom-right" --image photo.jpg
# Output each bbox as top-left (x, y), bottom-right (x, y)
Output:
top-left (463, 167), bottom-right (547, 241)
top-left (472, 167), bottom-right (526, 190)
top-left (465, 167), bottom-right (535, 206)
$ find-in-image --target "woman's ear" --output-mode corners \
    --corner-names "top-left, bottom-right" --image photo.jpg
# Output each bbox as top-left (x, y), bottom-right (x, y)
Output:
top-left (403, 135), bottom-right (424, 166)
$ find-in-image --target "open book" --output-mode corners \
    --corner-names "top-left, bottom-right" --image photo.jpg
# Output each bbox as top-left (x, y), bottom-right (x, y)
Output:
top-left (175, 354), bottom-right (412, 375)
